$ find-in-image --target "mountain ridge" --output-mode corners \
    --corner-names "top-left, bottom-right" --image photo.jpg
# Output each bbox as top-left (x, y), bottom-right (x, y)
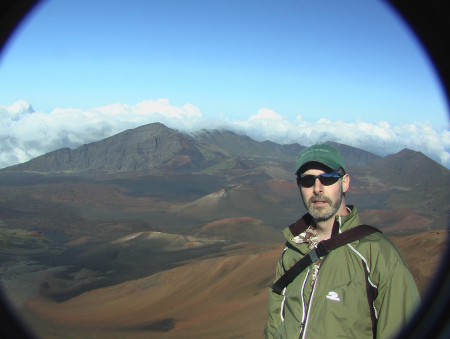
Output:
top-left (2, 123), bottom-right (231, 174)
top-left (2, 122), bottom-right (381, 175)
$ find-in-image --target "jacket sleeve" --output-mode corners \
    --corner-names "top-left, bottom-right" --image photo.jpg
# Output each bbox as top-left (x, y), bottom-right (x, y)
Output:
top-left (372, 240), bottom-right (421, 339)
top-left (264, 251), bottom-right (286, 339)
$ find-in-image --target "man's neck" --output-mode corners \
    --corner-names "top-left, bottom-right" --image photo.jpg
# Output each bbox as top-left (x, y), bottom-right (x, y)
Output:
top-left (314, 219), bottom-right (335, 242)
top-left (313, 205), bottom-right (350, 241)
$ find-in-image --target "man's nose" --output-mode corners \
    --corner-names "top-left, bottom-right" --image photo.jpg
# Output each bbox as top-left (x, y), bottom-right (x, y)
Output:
top-left (313, 178), bottom-right (324, 194)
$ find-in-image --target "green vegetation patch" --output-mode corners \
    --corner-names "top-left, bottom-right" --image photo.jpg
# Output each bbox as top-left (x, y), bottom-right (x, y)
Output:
top-left (0, 228), bottom-right (55, 253)
top-left (195, 143), bottom-right (230, 162)
top-left (202, 159), bottom-right (239, 174)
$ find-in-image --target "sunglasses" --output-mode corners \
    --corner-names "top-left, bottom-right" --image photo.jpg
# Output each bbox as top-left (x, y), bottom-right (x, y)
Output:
top-left (297, 171), bottom-right (344, 188)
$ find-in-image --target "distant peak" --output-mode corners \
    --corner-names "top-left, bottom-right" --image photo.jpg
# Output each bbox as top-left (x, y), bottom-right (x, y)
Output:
top-left (9, 100), bottom-right (35, 121)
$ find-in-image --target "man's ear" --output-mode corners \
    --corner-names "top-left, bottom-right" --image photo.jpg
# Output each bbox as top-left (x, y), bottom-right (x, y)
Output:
top-left (342, 174), bottom-right (350, 193)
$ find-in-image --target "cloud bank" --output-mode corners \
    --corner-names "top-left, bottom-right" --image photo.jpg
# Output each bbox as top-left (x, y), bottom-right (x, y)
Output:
top-left (1, 99), bottom-right (449, 169)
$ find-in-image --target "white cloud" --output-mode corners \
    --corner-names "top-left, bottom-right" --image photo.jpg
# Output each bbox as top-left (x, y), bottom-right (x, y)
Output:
top-left (0, 99), bottom-right (209, 169)
top-left (0, 100), bottom-right (449, 169)
top-left (249, 108), bottom-right (283, 121)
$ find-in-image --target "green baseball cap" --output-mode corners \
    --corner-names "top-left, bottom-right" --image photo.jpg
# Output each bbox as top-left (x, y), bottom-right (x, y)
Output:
top-left (295, 144), bottom-right (346, 175)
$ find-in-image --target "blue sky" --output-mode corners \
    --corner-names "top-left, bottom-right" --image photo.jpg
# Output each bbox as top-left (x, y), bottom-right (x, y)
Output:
top-left (0, 0), bottom-right (449, 168)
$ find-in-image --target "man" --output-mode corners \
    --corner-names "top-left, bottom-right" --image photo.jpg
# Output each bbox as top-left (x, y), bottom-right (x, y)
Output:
top-left (264, 144), bottom-right (420, 339)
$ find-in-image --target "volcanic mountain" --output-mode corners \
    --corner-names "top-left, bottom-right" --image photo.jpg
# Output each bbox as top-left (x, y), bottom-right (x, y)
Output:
top-left (195, 217), bottom-right (285, 244)
top-left (193, 129), bottom-right (301, 161)
top-left (2, 122), bottom-right (380, 175)
top-left (1, 122), bottom-right (448, 235)
top-left (364, 148), bottom-right (450, 230)
top-left (175, 186), bottom-right (296, 225)
top-left (2, 123), bottom-right (230, 174)
top-left (193, 130), bottom-right (382, 168)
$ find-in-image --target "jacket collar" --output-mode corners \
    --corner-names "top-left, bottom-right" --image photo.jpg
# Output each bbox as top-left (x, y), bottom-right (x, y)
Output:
top-left (286, 205), bottom-right (356, 238)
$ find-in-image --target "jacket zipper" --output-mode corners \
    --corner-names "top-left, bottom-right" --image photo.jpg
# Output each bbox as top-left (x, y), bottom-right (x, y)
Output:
top-left (298, 268), bottom-right (310, 337)
top-left (300, 273), bottom-right (319, 339)
top-left (280, 287), bottom-right (287, 322)
top-left (299, 268), bottom-right (311, 338)
top-left (300, 216), bottom-right (343, 338)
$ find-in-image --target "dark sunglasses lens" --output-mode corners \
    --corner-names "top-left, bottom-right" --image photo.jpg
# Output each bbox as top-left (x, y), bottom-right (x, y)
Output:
top-left (298, 175), bottom-right (315, 187)
top-left (318, 176), bottom-right (340, 186)
top-left (298, 174), bottom-right (341, 187)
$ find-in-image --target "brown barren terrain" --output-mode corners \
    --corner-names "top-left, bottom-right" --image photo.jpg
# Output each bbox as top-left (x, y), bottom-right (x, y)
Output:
top-left (13, 229), bottom-right (447, 339)
top-left (391, 229), bottom-right (448, 293)
top-left (360, 208), bottom-right (433, 234)
top-left (24, 244), bottom-right (282, 339)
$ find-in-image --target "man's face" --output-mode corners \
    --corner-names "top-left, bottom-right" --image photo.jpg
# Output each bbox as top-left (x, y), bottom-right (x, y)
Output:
top-left (298, 168), bottom-right (349, 222)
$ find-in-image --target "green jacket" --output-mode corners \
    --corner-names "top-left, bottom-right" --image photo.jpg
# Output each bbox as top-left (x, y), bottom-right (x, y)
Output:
top-left (264, 206), bottom-right (420, 339)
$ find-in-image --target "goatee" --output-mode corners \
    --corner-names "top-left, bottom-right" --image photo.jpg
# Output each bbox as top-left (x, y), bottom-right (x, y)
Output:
top-left (304, 194), bottom-right (343, 222)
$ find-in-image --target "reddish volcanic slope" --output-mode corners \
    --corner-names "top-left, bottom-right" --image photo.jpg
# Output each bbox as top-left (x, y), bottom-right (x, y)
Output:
top-left (175, 186), bottom-right (287, 222)
top-left (390, 229), bottom-right (448, 293)
top-left (359, 208), bottom-right (433, 234)
top-left (24, 245), bottom-right (283, 339)
top-left (257, 178), bottom-right (298, 200)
